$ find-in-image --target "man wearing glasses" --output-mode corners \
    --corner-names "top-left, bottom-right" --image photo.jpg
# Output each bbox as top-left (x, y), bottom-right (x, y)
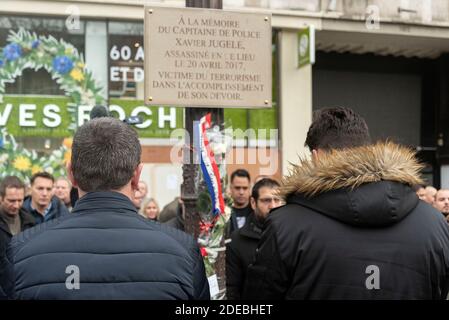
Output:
top-left (225, 178), bottom-right (283, 300)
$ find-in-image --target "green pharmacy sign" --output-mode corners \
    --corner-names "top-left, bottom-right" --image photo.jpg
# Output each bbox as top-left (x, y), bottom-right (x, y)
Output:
top-left (298, 25), bottom-right (315, 69)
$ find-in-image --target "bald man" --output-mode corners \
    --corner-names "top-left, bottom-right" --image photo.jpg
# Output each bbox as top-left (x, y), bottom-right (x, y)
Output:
top-left (434, 189), bottom-right (449, 222)
top-left (425, 186), bottom-right (437, 205)
top-left (416, 186), bottom-right (426, 202)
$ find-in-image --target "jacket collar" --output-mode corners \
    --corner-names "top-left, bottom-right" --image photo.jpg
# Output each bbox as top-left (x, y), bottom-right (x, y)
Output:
top-left (280, 142), bottom-right (423, 227)
top-left (239, 214), bottom-right (264, 240)
top-left (279, 142), bottom-right (423, 199)
top-left (72, 191), bottom-right (137, 215)
top-left (0, 208), bottom-right (35, 235)
top-left (19, 208), bottom-right (36, 229)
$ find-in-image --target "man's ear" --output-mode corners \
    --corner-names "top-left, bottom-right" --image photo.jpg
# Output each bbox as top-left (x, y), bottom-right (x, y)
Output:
top-left (66, 161), bottom-right (78, 188)
top-left (250, 197), bottom-right (257, 211)
top-left (312, 149), bottom-right (320, 162)
top-left (131, 163), bottom-right (144, 191)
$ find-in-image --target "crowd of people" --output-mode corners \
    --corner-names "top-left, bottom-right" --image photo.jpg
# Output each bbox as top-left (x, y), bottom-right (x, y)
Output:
top-left (415, 185), bottom-right (449, 221)
top-left (1, 106), bottom-right (449, 300)
top-left (0, 173), bottom-right (167, 247)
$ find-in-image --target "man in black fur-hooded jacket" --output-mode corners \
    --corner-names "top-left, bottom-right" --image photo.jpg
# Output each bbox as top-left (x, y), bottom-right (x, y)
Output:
top-left (243, 107), bottom-right (449, 300)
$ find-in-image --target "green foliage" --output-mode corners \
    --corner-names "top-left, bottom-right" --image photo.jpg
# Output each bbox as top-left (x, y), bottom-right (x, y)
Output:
top-left (0, 128), bottom-right (69, 183)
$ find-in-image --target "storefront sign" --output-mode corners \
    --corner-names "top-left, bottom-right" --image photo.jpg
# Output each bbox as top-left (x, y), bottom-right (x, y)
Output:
top-left (0, 96), bottom-right (183, 138)
top-left (144, 6), bottom-right (272, 108)
top-left (0, 96), bottom-right (277, 139)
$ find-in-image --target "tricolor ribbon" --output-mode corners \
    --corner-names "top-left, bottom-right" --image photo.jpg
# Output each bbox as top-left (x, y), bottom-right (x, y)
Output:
top-left (195, 113), bottom-right (225, 216)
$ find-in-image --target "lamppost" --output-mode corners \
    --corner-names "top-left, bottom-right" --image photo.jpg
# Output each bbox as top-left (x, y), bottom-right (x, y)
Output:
top-left (181, 0), bottom-right (226, 296)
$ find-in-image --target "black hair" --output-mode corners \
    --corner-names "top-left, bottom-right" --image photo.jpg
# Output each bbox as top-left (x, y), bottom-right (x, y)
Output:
top-left (305, 107), bottom-right (371, 151)
top-left (251, 178), bottom-right (280, 201)
top-left (30, 172), bottom-right (54, 185)
top-left (230, 169), bottom-right (251, 184)
top-left (0, 176), bottom-right (25, 197)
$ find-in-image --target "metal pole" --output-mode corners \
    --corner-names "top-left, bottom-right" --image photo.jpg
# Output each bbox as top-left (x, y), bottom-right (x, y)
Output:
top-left (182, 0), bottom-right (226, 297)
top-left (182, 0), bottom-right (223, 238)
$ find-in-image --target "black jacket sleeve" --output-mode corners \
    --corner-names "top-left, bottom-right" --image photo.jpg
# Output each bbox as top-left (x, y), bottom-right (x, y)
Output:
top-left (242, 216), bottom-right (290, 299)
top-left (0, 234), bottom-right (14, 300)
top-left (225, 240), bottom-right (244, 300)
top-left (191, 241), bottom-right (210, 300)
top-left (0, 229), bottom-right (9, 299)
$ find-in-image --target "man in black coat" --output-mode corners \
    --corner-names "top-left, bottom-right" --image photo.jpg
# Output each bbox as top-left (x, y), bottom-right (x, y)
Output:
top-left (0, 176), bottom-right (35, 299)
top-left (225, 169), bottom-right (253, 239)
top-left (243, 107), bottom-right (449, 300)
top-left (0, 176), bottom-right (36, 240)
top-left (2, 118), bottom-right (209, 300)
top-left (226, 178), bottom-right (282, 300)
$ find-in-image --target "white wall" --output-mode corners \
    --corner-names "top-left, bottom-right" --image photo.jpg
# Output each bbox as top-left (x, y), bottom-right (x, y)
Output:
top-left (441, 165), bottom-right (449, 189)
top-left (140, 163), bottom-right (182, 209)
top-left (279, 30), bottom-right (313, 176)
top-left (85, 21), bottom-right (108, 100)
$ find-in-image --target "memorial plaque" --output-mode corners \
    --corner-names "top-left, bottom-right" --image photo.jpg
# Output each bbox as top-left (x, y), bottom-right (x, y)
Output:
top-left (144, 6), bottom-right (272, 108)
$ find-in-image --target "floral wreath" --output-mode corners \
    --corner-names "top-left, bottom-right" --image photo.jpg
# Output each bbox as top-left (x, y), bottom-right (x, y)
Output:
top-left (0, 28), bottom-right (105, 182)
top-left (194, 119), bottom-right (234, 300)
top-left (0, 129), bottom-right (72, 182)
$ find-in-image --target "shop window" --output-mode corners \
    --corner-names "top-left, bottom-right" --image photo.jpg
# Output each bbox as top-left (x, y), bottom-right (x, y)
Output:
top-left (0, 15), bottom-right (85, 153)
top-left (108, 21), bottom-right (144, 99)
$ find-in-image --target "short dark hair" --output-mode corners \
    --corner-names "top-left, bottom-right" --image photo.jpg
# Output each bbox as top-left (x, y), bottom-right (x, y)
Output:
top-left (230, 169), bottom-right (251, 184)
top-left (30, 172), bottom-right (54, 185)
top-left (251, 178), bottom-right (280, 201)
top-left (0, 176), bottom-right (25, 197)
top-left (305, 107), bottom-right (371, 151)
top-left (71, 117), bottom-right (141, 192)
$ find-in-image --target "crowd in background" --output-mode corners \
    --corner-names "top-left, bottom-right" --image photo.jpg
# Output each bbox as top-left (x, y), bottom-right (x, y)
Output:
top-left (0, 165), bottom-right (283, 298)
top-left (0, 108), bottom-right (449, 300)
top-left (415, 185), bottom-right (449, 222)
top-left (1, 163), bottom-right (449, 299)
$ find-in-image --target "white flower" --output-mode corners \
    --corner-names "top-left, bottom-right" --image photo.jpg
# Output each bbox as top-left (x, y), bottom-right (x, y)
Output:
top-left (223, 206), bottom-right (232, 221)
top-left (0, 153), bottom-right (8, 165)
top-left (52, 150), bottom-right (62, 158)
top-left (45, 167), bottom-right (54, 174)
top-left (211, 143), bottom-right (227, 155)
top-left (80, 89), bottom-right (96, 106)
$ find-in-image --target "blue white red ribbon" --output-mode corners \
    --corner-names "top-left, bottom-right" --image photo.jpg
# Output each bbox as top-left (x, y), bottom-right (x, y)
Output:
top-left (196, 113), bottom-right (225, 216)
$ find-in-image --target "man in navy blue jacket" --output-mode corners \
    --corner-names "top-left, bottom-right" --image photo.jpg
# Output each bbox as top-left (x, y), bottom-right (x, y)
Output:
top-left (1, 117), bottom-right (209, 300)
top-left (22, 172), bottom-right (70, 224)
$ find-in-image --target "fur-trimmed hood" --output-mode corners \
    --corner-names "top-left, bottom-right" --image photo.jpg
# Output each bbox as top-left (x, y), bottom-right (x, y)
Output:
top-left (280, 142), bottom-right (423, 199)
top-left (278, 142), bottom-right (424, 227)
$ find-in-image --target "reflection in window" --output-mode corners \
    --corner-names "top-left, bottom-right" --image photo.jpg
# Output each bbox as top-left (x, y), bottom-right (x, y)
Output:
top-left (0, 15), bottom-right (85, 154)
top-left (108, 21), bottom-right (144, 99)
top-left (0, 15), bottom-right (85, 96)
